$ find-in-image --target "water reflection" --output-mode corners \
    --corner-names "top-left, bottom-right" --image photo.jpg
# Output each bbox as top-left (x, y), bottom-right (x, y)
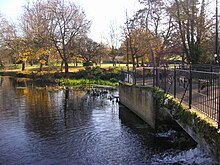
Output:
top-left (0, 77), bottom-right (213, 164)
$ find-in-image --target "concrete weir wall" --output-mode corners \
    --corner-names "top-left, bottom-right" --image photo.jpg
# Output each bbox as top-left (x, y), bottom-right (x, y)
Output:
top-left (119, 82), bottom-right (220, 162)
top-left (119, 83), bottom-right (155, 129)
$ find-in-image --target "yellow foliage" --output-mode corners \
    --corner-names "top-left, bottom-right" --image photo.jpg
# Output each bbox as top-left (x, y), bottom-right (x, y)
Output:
top-left (39, 59), bottom-right (46, 64)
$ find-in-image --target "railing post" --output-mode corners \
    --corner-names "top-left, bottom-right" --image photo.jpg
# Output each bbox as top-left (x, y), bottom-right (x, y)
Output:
top-left (121, 71), bottom-right (125, 82)
top-left (128, 71), bottom-right (130, 83)
top-left (164, 66), bottom-right (167, 92)
top-left (134, 70), bottom-right (136, 85)
top-left (189, 63), bottom-right (192, 109)
top-left (153, 67), bottom-right (155, 87)
top-left (155, 67), bottom-right (159, 87)
top-left (174, 65), bottom-right (176, 98)
top-left (218, 75), bottom-right (220, 129)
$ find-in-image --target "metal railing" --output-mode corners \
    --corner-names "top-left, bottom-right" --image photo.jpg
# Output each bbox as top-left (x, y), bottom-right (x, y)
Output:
top-left (120, 65), bottom-right (220, 128)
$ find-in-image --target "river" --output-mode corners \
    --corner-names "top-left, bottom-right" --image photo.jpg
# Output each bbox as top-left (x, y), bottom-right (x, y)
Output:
top-left (0, 77), bottom-right (213, 164)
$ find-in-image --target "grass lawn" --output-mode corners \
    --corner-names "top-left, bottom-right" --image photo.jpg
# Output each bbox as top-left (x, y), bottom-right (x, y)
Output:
top-left (1, 63), bottom-right (130, 73)
top-left (0, 63), bottom-right (129, 88)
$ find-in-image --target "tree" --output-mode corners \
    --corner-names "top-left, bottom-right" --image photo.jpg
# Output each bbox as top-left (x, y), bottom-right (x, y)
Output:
top-left (107, 21), bottom-right (120, 67)
top-left (34, 48), bottom-right (51, 71)
top-left (0, 13), bottom-right (17, 66)
top-left (21, 0), bottom-right (91, 73)
top-left (120, 27), bottom-right (154, 67)
top-left (168, 0), bottom-right (214, 63)
top-left (136, 0), bottom-right (175, 66)
top-left (108, 46), bottom-right (119, 67)
top-left (123, 11), bottom-right (137, 70)
top-left (15, 38), bottom-right (32, 71)
top-left (130, 28), bottom-right (153, 66)
top-left (44, 0), bottom-right (91, 74)
top-left (77, 37), bottom-right (103, 69)
top-left (21, 0), bottom-right (53, 70)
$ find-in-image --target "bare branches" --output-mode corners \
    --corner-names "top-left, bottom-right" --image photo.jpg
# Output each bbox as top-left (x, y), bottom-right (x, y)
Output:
top-left (121, 0), bottom-right (215, 66)
top-left (20, 0), bottom-right (91, 73)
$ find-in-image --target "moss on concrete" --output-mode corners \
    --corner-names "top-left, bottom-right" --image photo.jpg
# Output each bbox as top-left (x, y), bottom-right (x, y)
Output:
top-left (152, 88), bottom-right (220, 162)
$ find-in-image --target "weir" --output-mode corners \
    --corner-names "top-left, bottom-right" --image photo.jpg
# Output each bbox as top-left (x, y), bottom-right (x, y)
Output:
top-left (119, 82), bottom-right (220, 162)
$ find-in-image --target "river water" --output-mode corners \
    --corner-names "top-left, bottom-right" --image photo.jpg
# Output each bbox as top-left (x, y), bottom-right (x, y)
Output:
top-left (0, 77), bottom-right (214, 164)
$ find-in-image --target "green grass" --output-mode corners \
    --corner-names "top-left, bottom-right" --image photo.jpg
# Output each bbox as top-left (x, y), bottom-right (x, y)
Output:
top-left (1, 64), bottom-right (126, 88)
top-left (1, 63), bottom-right (129, 70)
top-left (58, 78), bottom-right (118, 88)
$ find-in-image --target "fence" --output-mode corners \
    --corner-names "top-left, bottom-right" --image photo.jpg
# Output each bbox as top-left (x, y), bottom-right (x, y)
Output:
top-left (120, 65), bottom-right (220, 128)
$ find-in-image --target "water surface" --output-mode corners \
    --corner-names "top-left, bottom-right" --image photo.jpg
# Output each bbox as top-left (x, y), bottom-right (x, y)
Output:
top-left (0, 77), bottom-right (213, 164)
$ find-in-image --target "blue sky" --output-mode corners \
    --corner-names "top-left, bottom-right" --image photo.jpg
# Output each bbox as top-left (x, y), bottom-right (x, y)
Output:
top-left (0, 0), bottom-right (142, 44)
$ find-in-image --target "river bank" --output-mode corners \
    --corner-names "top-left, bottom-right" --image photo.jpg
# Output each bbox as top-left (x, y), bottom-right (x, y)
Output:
top-left (0, 66), bottom-right (121, 88)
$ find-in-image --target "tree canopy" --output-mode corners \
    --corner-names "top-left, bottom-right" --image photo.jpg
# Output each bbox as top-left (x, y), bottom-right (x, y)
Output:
top-left (0, 0), bottom-right (217, 71)
top-left (121, 0), bottom-right (216, 67)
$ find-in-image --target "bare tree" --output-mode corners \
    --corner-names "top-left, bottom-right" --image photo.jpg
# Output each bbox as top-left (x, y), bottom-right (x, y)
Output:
top-left (77, 36), bottom-right (103, 69)
top-left (0, 13), bottom-right (17, 66)
top-left (44, 0), bottom-right (91, 74)
top-left (107, 20), bottom-right (120, 67)
top-left (168, 0), bottom-right (214, 63)
top-left (21, 0), bottom-right (91, 73)
top-left (136, 0), bottom-right (175, 66)
top-left (21, 0), bottom-right (53, 70)
top-left (123, 11), bottom-right (137, 70)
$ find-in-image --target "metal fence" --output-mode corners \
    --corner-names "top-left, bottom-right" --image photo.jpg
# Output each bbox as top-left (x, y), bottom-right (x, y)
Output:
top-left (120, 65), bottom-right (220, 128)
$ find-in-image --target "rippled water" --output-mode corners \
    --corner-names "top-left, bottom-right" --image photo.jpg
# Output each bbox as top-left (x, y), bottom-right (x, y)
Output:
top-left (0, 77), bottom-right (213, 164)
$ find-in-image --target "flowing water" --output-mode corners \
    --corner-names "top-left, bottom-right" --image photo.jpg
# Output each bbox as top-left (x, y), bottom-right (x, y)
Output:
top-left (0, 77), bottom-right (214, 164)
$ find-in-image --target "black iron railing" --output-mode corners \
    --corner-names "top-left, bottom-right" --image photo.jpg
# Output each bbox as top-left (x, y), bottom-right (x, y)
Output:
top-left (120, 65), bottom-right (220, 128)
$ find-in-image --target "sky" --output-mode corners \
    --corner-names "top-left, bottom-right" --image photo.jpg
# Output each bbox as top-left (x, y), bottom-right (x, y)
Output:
top-left (74, 0), bottom-right (142, 44)
top-left (0, 0), bottom-right (143, 44)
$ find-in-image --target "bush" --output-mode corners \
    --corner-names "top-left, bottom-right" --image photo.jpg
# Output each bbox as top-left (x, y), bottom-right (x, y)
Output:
top-left (58, 66), bottom-right (120, 87)
top-left (71, 66), bottom-right (120, 83)
top-left (83, 61), bottom-right (93, 67)
top-left (59, 78), bottom-right (118, 88)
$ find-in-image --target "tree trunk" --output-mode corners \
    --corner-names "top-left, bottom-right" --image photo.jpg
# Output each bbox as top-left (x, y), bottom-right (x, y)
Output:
top-left (65, 61), bottom-right (69, 74)
top-left (22, 61), bottom-right (25, 71)
top-left (39, 63), bottom-right (43, 71)
top-left (30, 60), bottom-right (33, 66)
top-left (45, 56), bottom-right (49, 65)
top-left (60, 60), bottom-right (64, 72)
top-left (63, 87), bottom-right (69, 126)
top-left (75, 59), bottom-right (78, 66)
top-left (132, 55), bottom-right (136, 70)
top-left (141, 57), bottom-right (144, 67)
top-left (136, 56), bottom-right (139, 67)
top-left (175, 0), bottom-right (189, 61)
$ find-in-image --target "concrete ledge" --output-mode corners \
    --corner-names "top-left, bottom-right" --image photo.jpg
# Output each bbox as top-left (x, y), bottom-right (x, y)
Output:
top-left (119, 83), bottom-right (220, 162)
top-left (153, 88), bottom-right (220, 162)
top-left (119, 83), bottom-right (155, 129)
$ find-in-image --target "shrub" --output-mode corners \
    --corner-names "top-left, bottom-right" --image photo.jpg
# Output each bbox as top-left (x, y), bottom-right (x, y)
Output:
top-left (83, 61), bottom-right (93, 67)
top-left (71, 66), bottom-right (120, 83)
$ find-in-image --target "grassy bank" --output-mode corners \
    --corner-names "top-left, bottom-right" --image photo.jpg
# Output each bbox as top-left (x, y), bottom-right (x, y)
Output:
top-left (0, 65), bottom-right (122, 88)
top-left (58, 79), bottom-right (118, 88)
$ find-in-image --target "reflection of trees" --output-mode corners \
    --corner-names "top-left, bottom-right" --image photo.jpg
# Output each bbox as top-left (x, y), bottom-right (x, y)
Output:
top-left (63, 87), bottom-right (69, 126)
top-left (0, 76), bottom-right (117, 143)
top-left (0, 77), bottom-right (90, 139)
top-left (62, 88), bottom-right (86, 127)
top-left (0, 77), bottom-right (17, 117)
top-left (0, 77), bottom-right (3, 86)
top-left (24, 87), bottom-right (56, 137)
top-left (23, 86), bottom-right (87, 138)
